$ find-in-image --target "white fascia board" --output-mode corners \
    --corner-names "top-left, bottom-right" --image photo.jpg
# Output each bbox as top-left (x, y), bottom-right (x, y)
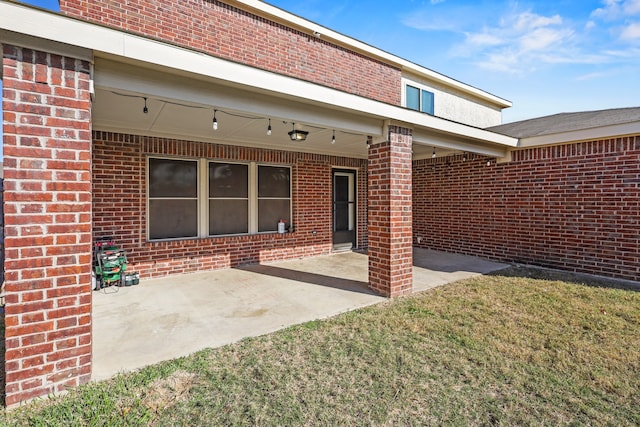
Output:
top-left (0, 2), bottom-right (125, 57)
top-left (234, 0), bottom-right (512, 108)
top-left (0, 0), bottom-right (516, 148)
top-left (519, 122), bottom-right (640, 147)
top-left (398, 110), bottom-right (518, 148)
top-left (0, 29), bottom-right (92, 62)
top-left (412, 132), bottom-right (509, 158)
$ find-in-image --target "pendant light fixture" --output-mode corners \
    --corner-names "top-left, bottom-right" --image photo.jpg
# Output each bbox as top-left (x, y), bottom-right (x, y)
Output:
top-left (288, 123), bottom-right (309, 141)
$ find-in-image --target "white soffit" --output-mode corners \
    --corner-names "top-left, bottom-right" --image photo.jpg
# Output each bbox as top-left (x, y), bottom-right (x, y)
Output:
top-left (0, 1), bottom-right (517, 149)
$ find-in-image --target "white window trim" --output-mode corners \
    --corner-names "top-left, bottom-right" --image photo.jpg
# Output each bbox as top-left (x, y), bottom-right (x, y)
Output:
top-left (401, 77), bottom-right (435, 115)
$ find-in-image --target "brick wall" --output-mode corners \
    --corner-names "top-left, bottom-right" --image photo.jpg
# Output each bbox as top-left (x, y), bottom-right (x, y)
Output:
top-left (2, 45), bottom-right (93, 406)
top-left (92, 132), bottom-right (368, 279)
top-left (59, 0), bottom-right (401, 105)
top-left (413, 136), bottom-right (640, 281)
top-left (368, 127), bottom-right (413, 297)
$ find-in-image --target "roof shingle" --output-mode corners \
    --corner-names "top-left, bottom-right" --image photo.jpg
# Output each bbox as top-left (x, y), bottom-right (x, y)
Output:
top-left (487, 106), bottom-right (640, 138)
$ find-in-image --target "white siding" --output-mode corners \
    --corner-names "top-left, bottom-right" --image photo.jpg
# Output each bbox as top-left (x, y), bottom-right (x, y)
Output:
top-left (402, 75), bottom-right (504, 128)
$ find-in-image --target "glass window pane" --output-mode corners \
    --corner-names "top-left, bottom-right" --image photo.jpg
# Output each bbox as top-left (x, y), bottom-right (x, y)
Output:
top-left (258, 199), bottom-right (290, 232)
top-left (334, 175), bottom-right (350, 202)
top-left (149, 199), bottom-right (198, 239)
top-left (209, 163), bottom-right (248, 198)
top-left (406, 85), bottom-right (420, 111)
top-left (149, 158), bottom-right (198, 198)
top-left (258, 166), bottom-right (290, 198)
top-left (421, 89), bottom-right (434, 115)
top-left (209, 200), bottom-right (248, 235)
top-left (335, 202), bottom-right (351, 231)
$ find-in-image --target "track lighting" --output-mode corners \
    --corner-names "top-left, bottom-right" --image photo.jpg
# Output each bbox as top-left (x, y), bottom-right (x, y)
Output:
top-left (143, 97), bottom-right (148, 114)
top-left (332, 130), bottom-right (336, 145)
top-left (212, 110), bottom-right (218, 131)
top-left (267, 118), bottom-right (272, 136)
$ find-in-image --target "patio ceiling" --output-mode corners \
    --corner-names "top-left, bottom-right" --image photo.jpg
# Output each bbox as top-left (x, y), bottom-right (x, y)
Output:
top-left (92, 87), bottom-right (373, 159)
top-left (92, 56), bottom-right (513, 160)
top-left (92, 57), bottom-right (382, 159)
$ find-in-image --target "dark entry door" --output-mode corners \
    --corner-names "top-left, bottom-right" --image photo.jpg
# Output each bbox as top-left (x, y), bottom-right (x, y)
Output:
top-left (333, 170), bottom-right (356, 250)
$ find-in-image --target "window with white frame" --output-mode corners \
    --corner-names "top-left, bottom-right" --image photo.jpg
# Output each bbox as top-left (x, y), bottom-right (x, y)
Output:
top-left (405, 83), bottom-right (434, 115)
top-left (148, 157), bottom-right (291, 240)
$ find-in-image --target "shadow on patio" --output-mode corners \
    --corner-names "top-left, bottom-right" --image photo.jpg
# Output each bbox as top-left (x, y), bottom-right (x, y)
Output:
top-left (91, 248), bottom-right (508, 381)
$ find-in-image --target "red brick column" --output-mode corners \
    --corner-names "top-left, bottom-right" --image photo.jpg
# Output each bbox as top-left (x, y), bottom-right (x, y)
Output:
top-left (368, 126), bottom-right (413, 297)
top-left (2, 45), bottom-right (92, 406)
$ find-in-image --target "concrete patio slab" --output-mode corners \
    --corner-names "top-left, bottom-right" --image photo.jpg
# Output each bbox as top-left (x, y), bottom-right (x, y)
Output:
top-left (92, 249), bottom-right (508, 381)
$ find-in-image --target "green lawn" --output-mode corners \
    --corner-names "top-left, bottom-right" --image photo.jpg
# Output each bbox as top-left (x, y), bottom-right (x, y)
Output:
top-left (3, 267), bottom-right (639, 426)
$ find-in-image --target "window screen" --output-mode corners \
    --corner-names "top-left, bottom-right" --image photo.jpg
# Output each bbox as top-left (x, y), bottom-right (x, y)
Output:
top-left (148, 158), bottom-right (198, 239)
top-left (258, 165), bottom-right (291, 232)
top-left (209, 162), bottom-right (249, 235)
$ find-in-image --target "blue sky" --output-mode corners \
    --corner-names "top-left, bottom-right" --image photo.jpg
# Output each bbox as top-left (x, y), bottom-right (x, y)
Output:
top-left (13, 0), bottom-right (640, 123)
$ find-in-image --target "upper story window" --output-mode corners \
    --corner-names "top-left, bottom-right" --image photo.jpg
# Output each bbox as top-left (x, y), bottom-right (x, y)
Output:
top-left (404, 82), bottom-right (434, 115)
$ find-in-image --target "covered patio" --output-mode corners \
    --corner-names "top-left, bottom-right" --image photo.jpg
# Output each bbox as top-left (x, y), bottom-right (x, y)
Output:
top-left (92, 248), bottom-right (508, 380)
top-left (1, 1), bottom-right (516, 405)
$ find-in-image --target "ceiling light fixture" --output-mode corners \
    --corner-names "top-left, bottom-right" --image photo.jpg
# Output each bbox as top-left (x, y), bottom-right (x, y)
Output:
top-left (432, 147), bottom-right (437, 158)
top-left (288, 123), bottom-right (309, 141)
top-left (267, 118), bottom-right (272, 136)
top-left (212, 110), bottom-right (218, 131)
top-left (143, 97), bottom-right (148, 114)
top-left (331, 130), bottom-right (336, 145)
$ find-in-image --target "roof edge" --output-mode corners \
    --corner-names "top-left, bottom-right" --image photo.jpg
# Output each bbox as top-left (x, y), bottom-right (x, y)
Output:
top-left (233, 0), bottom-right (512, 109)
top-left (518, 122), bottom-right (640, 148)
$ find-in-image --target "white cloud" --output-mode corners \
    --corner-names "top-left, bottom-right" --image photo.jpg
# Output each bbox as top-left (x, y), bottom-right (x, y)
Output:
top-left (402, 1), bottom-right (640, 75)
top-left (453, 10), bottom-right (581, 73)
top-left (519, 27), bottom-right (571, 52)
top-left (466, 32), bottom-right (503, 46)
top-left (591, 0), bottom-right (640, 20)
top-left (513, 12), bottom-right (563, 31)
top-left (626, 0), bottom-right (640, 14)
top-left (620, 21), bottom-right (640, 39)
top-left (402, 13), bottom-right (458, 32)
top-left (576, 71), bottom-right (608, 81)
